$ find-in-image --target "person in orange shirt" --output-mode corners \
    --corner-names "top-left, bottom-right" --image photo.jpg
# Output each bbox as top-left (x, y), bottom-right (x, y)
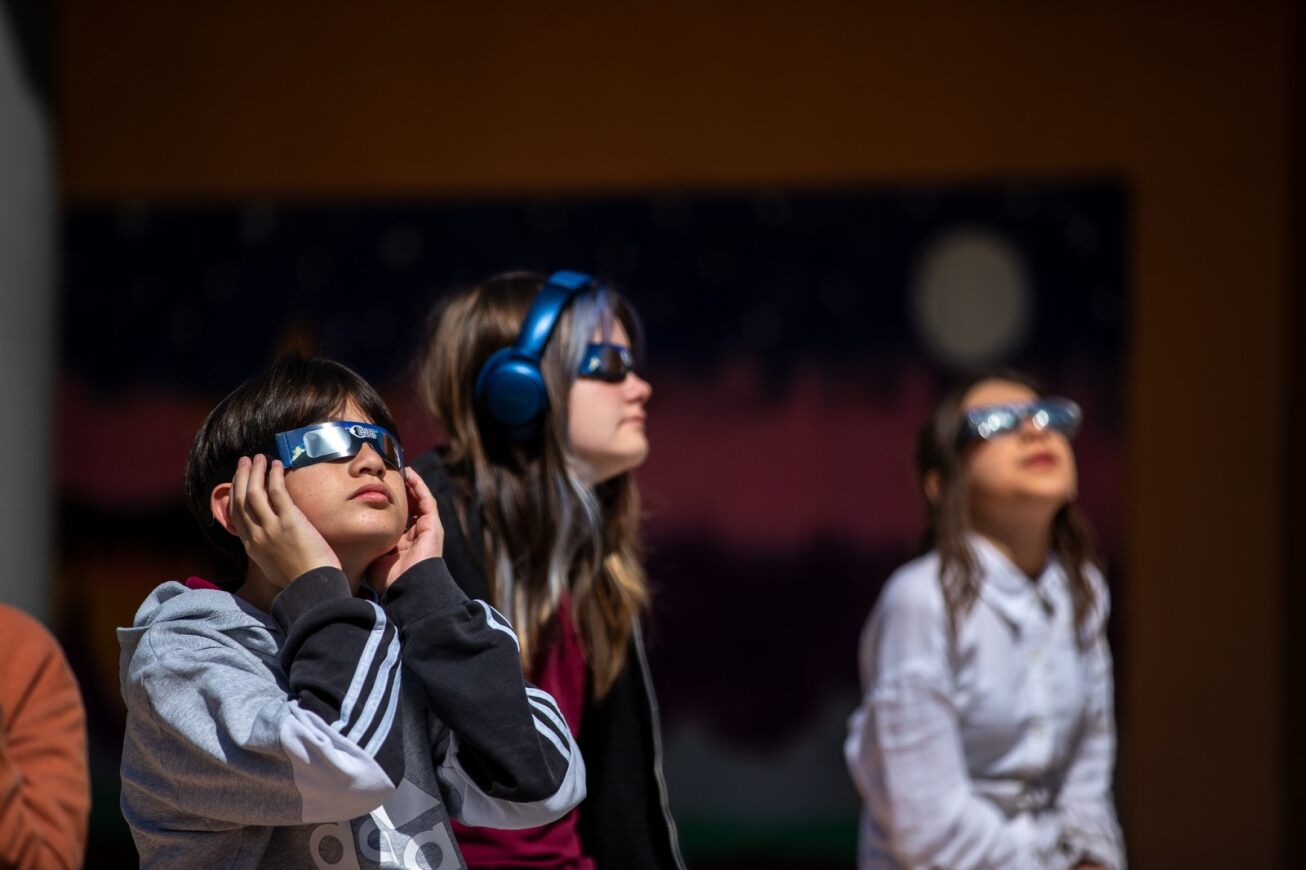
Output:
top-left (0, 604), bottom-right (89, 869)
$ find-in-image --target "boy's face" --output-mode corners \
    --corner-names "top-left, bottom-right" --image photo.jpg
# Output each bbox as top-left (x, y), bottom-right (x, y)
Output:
top-left (281, 400), bottom-right (409, 562)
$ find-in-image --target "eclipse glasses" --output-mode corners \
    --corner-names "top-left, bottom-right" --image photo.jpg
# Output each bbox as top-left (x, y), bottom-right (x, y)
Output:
top-left (578, 342), bottom-right (636, 383)
top-left (273, 420), bottom-right (405, 471)
top-left (957, 398), bottom-right (1082, 448)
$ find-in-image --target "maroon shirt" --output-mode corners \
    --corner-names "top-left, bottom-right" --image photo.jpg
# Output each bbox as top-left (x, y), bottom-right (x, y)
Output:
top-left (453, 593), bottom-right (594, 870)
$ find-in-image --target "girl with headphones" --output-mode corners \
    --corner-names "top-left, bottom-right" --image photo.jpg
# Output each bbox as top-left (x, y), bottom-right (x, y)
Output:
top-left (412, 271), bottom-right (683, 869)
top-left (844, 374), bottom-right (1124, 869)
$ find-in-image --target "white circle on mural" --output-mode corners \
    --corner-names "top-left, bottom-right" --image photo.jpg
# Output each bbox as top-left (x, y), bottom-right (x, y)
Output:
top-left (911, 228), bottom-right (1032, 368)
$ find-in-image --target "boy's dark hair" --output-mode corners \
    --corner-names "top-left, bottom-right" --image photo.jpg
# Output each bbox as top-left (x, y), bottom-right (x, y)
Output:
top-left (184, 354), bottom-right (401, 569)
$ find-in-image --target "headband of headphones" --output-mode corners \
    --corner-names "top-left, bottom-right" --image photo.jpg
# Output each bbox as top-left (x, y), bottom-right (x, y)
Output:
top-left (474, 270), bottom-right (597, 440)
top-left (512, 270), bottom-right (595, 361)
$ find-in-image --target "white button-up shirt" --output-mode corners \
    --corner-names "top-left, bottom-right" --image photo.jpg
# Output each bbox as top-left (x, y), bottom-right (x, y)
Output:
top-left (845, 536), bottom-right (1124, 869)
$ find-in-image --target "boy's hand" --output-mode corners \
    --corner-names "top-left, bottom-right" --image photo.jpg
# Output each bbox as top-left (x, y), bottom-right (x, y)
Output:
top-left (229, 454), bottom-right (341, 588)
top-left (367, 467), bottom-right (444, 594)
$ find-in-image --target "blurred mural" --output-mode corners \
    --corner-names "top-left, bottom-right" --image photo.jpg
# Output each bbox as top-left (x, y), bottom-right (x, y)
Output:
top-left (60, 183), bottom-right (1126, 866)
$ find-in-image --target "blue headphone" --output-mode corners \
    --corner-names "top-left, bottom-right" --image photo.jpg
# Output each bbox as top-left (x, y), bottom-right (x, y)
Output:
top-left (475, 270), bottom-right (597, 441)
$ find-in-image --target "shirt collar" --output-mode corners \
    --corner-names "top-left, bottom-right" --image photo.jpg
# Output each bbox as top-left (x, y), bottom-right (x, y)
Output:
top-left (968, 533), bottom-right (1064, 628)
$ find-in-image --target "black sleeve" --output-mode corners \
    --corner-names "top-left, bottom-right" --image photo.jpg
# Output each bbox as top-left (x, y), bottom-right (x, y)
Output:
top-left (381, 558), bottom-right (585, 825)
top-left (270, 566), bottom-right (406, 783)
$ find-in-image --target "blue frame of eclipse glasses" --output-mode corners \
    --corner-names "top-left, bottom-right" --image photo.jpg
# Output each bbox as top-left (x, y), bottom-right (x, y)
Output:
top-left (957, 398), bottom-right (1082, 448)
top-left (273, 420), bottom-right (405, 471)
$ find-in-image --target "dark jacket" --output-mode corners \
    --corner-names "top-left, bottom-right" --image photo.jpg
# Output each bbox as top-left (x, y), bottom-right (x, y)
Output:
top-left (414, 449), bottom-right (686, 870)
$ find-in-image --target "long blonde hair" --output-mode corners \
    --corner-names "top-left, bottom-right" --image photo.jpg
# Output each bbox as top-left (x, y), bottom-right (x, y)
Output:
top-left (419, 272), bottom-right (649, 698)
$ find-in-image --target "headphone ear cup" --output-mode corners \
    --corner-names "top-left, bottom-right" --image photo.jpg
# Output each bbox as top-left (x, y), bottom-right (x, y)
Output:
top-left (475, 349), bottom-right (550, 435)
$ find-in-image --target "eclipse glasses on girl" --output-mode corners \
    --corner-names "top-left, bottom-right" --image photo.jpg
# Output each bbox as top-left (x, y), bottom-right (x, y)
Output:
top-left (957, 398), bottom-right (1082, 448)
top-left (579, 342), bottom-right (636, 383)
top-left (273, 420), bottom-right (405, 471)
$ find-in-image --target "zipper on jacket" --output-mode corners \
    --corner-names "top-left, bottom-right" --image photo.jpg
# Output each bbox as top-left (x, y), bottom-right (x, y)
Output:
top-left (633, 623), bottom-right (687, 870)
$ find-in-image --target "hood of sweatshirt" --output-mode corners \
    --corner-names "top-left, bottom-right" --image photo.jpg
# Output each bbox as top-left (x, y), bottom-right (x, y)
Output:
top-left (117, 580), bottom-right (281, 688)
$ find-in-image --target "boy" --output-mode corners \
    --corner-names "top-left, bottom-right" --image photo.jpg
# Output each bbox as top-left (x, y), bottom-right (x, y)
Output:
top-left (119, 355), bottom-right (584, 869)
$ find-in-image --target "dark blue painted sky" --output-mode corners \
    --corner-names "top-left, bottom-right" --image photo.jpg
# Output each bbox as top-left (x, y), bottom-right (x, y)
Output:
top-left (62, 182), bottom-right (1126, 395)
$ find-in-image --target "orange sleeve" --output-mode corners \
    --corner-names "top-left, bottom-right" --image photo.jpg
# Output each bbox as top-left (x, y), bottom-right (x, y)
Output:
top-left (0, 606), bottom-right (90, 870)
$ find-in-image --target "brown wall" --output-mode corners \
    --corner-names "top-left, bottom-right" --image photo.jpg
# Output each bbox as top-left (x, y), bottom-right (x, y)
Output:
top-left (60, 2), bottom-right (1291, 865)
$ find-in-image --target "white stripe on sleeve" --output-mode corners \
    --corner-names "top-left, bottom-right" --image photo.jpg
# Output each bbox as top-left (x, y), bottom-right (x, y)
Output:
top-left (474, 599), bottom-right (520, 650)
top-left (334, 601), bottom-right (389, 730)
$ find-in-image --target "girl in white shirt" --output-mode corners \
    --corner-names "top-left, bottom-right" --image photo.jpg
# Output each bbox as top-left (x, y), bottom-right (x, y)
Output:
top-left (845, 375), bottom-right (1125, 869)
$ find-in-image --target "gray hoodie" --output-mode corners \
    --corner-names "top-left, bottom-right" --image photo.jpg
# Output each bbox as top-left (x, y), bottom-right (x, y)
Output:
top-left (119, 559), bottom-right (585, 869)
